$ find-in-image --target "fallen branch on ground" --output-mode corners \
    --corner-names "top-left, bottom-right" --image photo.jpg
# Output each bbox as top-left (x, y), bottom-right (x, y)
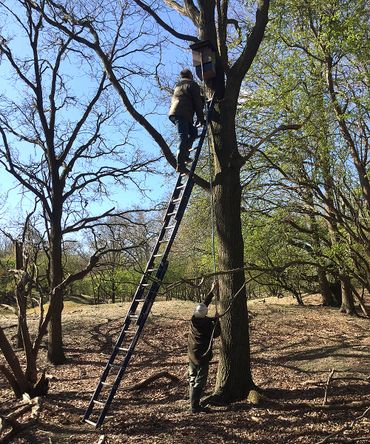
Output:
top-left (317, 406), bottom-right (370, 444)
top-left (318, 401), bottom-right (370, 410)
top-left (323, 368), bottom-right (335, 406)
top-left (125, 371), bottom-right (180, 391)
top-left (0, 395), bottom-right (41, 444)
top-left (324, 437), bottom-right (370, 442)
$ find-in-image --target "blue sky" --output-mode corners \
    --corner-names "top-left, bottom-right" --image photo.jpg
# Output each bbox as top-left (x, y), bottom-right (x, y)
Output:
top-left (0, 1), bottom-right (199, 233)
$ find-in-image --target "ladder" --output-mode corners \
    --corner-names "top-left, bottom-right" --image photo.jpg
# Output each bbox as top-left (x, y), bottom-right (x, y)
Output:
top-left (83, 95), bottom-right (215, 428)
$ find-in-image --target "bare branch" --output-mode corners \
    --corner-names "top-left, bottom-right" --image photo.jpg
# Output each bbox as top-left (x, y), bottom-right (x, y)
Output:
top-left (240, 123), bottom-right (303, 163)
top-left (134, 0), bottom-right (198, 42)
top-left (229, 0), bottom-right (270, 82)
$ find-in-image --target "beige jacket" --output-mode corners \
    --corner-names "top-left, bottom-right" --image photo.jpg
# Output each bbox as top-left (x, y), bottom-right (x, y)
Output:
top-left (168, 79), bottom-right (204, 123)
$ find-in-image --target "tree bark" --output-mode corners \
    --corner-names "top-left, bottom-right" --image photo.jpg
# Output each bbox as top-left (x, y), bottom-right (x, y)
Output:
top-left (203, 83), bottom-right (254, 399)
top-left (48, 205), bottom-right (66, 364)
top-left (340, 275), bottom-right (356, 315)
top-left (213, 165), bottom-right (253, 399)
top-left (192, 0), bottom-right (269, 401)
top-left (15, 241), bottom-right (25, 349)
top-left (0, 328), bottom-right (31, 397)
top-left (317, 268), bottom-right (334, 306)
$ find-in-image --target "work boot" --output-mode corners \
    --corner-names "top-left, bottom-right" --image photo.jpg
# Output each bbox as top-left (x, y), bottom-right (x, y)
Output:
top-left (176, 151), bottom-right (186, 172)
top-left (190, 387), bottom-right (210, 413)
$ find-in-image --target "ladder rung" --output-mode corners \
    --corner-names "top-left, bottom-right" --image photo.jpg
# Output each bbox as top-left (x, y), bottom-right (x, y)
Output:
top-left (159, 239), bottom-right (169, 244)
top-left (129, 314), bottom-right (139, 320)
top-left (109, 362), bottom-right (122, 368)
top-left (141, 283), bottom-right (150, 287)
top-left (165, 224), bottom-right (176, 230)
top-left (153, 253), bottom-right (163, 257)
top-left (93, 400), bottom-right (105, 407)
top-left (84, 419), bottom-right (97, 427)
top-left (172, 198), bottom-right (182, 203)
top-left (166, 211), bottom-right (177, 217)
top-left (176, 183), bottom-right (186, 189)
top-left (117, 347), bottom-right (129, 352)
top-left (135, 298), bottom-right (145, 302)
top-left (101, 381), bottom-right (113, 387)
top-left (124, 324), bottom-right (137, 331)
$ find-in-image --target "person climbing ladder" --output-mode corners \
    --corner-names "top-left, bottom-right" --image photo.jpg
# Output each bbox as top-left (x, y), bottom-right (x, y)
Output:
top-left (168, 68), bottom-right (205, 171)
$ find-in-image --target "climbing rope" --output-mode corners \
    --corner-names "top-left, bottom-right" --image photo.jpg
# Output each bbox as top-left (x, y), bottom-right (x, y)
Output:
top-left (200, 281), bottom-right (247, 359)
top-left (199, 59), bottom-right (219, 315)
top-left (200, 271), bottom-right (265, 359)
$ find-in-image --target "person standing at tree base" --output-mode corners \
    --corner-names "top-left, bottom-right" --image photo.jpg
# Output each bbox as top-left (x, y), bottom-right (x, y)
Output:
top-left (187, 282), bottom-right (220, 413)
top-left (168, 68), bottom-right (205, 171)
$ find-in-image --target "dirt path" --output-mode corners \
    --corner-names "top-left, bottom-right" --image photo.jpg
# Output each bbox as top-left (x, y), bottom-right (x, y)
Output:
top-left (1, 297), bottom-right (369, 443)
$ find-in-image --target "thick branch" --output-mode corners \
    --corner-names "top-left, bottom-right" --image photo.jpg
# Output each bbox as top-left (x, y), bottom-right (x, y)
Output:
top-left (126, 371), bottom-right (180, 390)
top-left (229, 0), bottom-right (270, 83)
top-left (165, 0), bottom-right (200, 25)
top-left (29, 0), bottom-right (210, 188)
top-left (134, 0), bottom-right (198, 41)
top-left (0, 327), bottom-right (30, 396)
top-left (216, 0), bottom-right (229, 72)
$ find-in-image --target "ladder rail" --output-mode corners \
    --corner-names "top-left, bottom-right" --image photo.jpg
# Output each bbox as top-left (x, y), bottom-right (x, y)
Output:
top-left (83, 95), bottom-right (216, 427)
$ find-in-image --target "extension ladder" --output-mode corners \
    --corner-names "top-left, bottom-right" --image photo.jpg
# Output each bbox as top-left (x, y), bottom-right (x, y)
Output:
top-left (83, 96), bottom-right (215, 427)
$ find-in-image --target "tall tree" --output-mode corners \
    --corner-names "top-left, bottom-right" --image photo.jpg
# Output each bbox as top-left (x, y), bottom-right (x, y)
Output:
top-left (0, 1), bottom-right (158, 363)
top-left (31, 0), bottom-right (278, 401)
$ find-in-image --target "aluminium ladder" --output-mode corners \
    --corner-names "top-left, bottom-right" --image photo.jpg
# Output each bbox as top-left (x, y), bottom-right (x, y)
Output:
top-left (83, 95), bottom-right (215, 428)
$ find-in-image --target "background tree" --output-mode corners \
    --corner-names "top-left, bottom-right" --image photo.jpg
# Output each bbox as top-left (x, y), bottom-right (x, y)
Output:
top-left (86, 211), bottom-right (156, 304)
top-left (237, 0), bottom-right (369, 315)
top-left (0, 215), bottom-right (51, 398)
top-left (0, 0), bottom-right (159, 363)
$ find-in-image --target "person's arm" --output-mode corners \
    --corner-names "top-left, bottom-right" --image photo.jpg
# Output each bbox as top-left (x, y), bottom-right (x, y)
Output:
top-left (203, 281), bottom-right (218, 306)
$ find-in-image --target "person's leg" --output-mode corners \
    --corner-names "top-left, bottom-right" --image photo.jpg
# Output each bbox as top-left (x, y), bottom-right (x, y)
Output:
top-left (188, 361), bottom-right (199, 412)
top-left (191, 361), bottom-right (210, 413)
top-left (173, 117), bottom-right (190, 165)
top-left (195, 361), bottom-right (209, 394)
top-left (188, 123), bottom-right (198, 151)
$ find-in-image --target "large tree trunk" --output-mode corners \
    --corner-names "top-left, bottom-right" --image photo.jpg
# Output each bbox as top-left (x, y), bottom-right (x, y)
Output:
top-left (340, 275), bottom-right (356, 315)
top-left (15, 241), bottom-right (26, 349)
top-left (214, 166), bottom-right (253, 399)
top-left (210, 95), bottom-right (254, 400)
top-left (194, 0), bottom-right (269, 401)
top-left (318, 268), bottom-right (338, 307)
top-left (48, 286), bottom-right (65, 364)
top-left (48, 206), bottom-right (65, 364)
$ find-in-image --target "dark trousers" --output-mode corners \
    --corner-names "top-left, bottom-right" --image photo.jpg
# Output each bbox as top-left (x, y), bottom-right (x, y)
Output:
top-left (170, 116), bottom-right (197, 161)
top-left (189, 360), bottom-right (209, 391)
top-left (189, 360), bottom-right (209, 411)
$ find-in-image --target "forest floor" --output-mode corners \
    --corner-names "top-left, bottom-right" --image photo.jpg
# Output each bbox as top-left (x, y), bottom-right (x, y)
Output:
top-left (1, 294), bottom-right (370, 443)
